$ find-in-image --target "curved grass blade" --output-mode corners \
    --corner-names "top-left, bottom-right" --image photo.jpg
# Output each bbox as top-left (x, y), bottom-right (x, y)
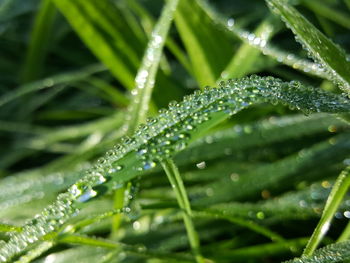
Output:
top-left (0, 76), bottom-right (350, 262)
top-left (209, 238), bottom-right (308, 261)
top-left (303, 166), bottom-right (350, 256)
top-left (284, 240), bottom-right (350, 263)
top-left (267, 0), bottom-right (350, 94)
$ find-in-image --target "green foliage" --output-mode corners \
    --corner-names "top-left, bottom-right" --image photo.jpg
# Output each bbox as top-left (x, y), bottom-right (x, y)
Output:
top-left (0, 0), bottom-right (350, 262)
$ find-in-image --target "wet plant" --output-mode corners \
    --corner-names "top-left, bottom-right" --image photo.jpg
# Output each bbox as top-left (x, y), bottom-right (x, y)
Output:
top-left (0, 0), bottom-right (350, 262)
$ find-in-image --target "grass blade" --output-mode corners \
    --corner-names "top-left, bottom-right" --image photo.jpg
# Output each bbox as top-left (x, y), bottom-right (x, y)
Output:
top-left (267, 0), bottom-right (350, 94)
top-left (125, 0), bottom-right (179, 133)
top-left (198, 0), bottom-right (328, 80)
top-left (174, 0), bottom-right (234, 86)
top-left (161, 159), bottom-right (204, 263)
top-left (303, 166), bottom-right (350, 256)
top-left (220, 17), bottom-right (275, 80)
top-left (1, 76), bottom-right (349, 262)
top-left (52, 0), bottom-right (140, 90)
top-left (21, 0), bottom-right (56, 83)
top-left (285, 240), bottom-right (350, 263)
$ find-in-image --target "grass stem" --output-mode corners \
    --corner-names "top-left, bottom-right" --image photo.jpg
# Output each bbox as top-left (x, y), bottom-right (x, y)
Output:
top-left (303, 166), bottom-right (350, 256)
top-left (161, 159), bottom-right (205, 263)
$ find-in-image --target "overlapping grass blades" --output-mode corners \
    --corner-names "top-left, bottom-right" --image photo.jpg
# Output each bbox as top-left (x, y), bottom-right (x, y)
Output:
top-left (0, 76), bottom-right (349, 262)
top-left (266, 0), bottom-right (350, 94)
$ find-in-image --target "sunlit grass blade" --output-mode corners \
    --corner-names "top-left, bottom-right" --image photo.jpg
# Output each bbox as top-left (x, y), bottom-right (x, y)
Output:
top-left (303, 166), bottom-right (350, 256)
top-left (20, 0), bottom-right (56, 83)
top-left (267, 0), bottom-right (350, 94)
top-left (1, 76), bottom-right (349, 262)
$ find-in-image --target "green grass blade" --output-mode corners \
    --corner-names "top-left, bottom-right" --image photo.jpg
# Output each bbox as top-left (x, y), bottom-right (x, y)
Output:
top-left (161, 159), bottom-right (204, 263)
top-left (0, 223), bottom-right (22, 233)
top-left (337, 221), bottom-right (350, 242)
top-left (84, 77), bottom-right (129, 107)
top-left (125, 0), bottom-right (179, 134)
top-left (52, 0), bottom-right (140, 90)
top-left (14, 241), bottom-right (54, 263)
top-left (177, 113), bottom-right (347, 165)
top-left (301, 0), bottom-right (350, 30)
top-left (303, 166), bottom-right (350, 256)
top-left (126, 0), bottom-right (193, 75)
top-left (194, 210), bottom-right (284, 242)
top-left (267, 0), bottom-right (350, 94)
top-left (174, 0), bottom-right (234, 86)
top-left (220, 18), bottom-right (275, 80)
top-left (21, 0), bottom-right (56, 83)
top-left (198, 0), bottom-right (328, 80)
top-left (1, 76), bottom-right (349, 262)
top-left (285, 240), bottom-right (350, 263)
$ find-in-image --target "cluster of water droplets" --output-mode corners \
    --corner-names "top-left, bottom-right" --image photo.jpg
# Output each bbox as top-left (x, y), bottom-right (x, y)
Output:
top-left (266, 0), bottom-right (350, 96)
top-left (1, 76), bottom-right (350, 262)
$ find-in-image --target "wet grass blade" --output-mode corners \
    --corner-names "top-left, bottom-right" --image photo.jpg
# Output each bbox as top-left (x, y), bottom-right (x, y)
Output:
top-left (267, 0), bottom-right (350, 94)
top-left (198, 0), bottom-right (328, 80)
top-left (125, 0), bottom-right (179, 134)
top-left (285, 240), bottom-right (350, 263)
top-left (220, 17), bottom-right (275, 80)
top-left (1, 76), bottom-right (349, 262)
